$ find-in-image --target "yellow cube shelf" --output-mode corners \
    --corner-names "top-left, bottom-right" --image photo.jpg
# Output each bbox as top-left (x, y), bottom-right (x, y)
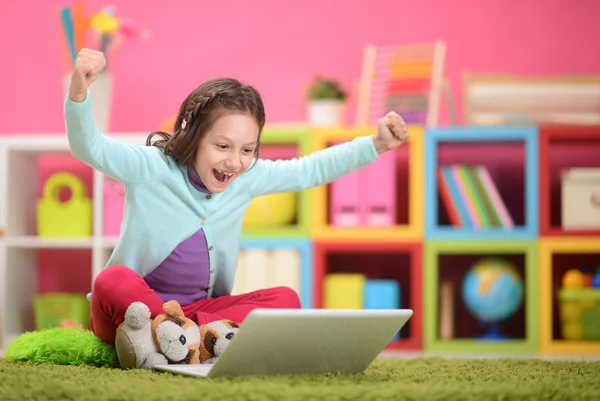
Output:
top-left (309, 125), bottom-right (424, 242)
top-left (539, 238), bottom-right (600, 355)
top-left (242, 125), bottom-right (312, 238)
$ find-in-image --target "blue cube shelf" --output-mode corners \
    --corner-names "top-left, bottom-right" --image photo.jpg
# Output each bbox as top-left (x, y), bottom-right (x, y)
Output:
top-left (424, 126), bottom-right (539, 240)
top-left (240, 238), bottom-right (313, 308)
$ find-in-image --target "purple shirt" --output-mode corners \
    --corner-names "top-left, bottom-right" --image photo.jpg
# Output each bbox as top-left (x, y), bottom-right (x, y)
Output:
top-left (143, 165), bottom-right (212, 305)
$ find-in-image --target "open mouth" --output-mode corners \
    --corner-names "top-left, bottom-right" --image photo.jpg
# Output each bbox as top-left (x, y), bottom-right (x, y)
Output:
top-left (212, 168), bottom-right (235, 184)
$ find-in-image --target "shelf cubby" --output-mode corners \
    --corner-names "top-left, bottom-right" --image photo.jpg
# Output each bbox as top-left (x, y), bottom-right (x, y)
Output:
top-left (424, 240), bottom-right (538, 353)
top-left (309, 126), bottom-right (424, 242)
top-left (539, 238), bottom-right (600, 355)
top-left (539, 125), bottom-right (600, 237)
top-left (313, 241), bottom-right (422, 350)
top-left (2, 150), bottom-right (94, 239)
top-left (0, 245), bottom-right (92, 349)
top-left (425, 127), bottom-right (538, 240)
top-left (241, 126), bottom-right (312, 239)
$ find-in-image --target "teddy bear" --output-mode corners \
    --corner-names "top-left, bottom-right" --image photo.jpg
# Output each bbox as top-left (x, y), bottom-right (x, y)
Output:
top-left (114, 300), bottom-right (201, 369)
top-left (200, 319), bottom-right (240, 364)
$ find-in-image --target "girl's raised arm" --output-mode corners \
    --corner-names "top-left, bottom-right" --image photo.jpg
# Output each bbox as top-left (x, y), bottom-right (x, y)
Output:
top-left (65, 49), bottom-right (169, 186)
top-left (247, 113), bottom-right (408, 197)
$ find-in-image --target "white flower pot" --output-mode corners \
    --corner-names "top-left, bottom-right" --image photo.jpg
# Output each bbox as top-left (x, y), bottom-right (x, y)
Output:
top-left (307, 100), bottom-right (344, 126)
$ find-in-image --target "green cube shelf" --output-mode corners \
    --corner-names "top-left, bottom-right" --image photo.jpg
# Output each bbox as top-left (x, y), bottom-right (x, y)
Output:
top-left (424, 240), bottom-right (539, 354)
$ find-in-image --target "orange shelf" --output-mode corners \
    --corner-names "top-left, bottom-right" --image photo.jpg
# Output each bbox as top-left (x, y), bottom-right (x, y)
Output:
top-left (539, 238), bottom-right (600, 355)
top-left (309, 125), bottom-right (424, 242)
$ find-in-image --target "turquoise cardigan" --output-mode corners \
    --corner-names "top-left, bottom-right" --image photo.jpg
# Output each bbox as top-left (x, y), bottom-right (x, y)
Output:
top-left (64, 92), bottom-right (379, 298)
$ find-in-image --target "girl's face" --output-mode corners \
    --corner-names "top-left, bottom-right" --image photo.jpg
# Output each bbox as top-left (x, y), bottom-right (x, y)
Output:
top-left (194, 112), bottom-right (260, 192)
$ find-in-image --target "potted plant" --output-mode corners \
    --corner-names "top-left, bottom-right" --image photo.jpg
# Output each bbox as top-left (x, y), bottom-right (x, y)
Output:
top-left (306, 76), bottom-right (348, 126)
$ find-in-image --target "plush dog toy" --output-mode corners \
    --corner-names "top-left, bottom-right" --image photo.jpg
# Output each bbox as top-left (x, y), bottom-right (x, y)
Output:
top-left (115, 300), bottom-right (201, 369)
top-left (200, 319), bottom-right (239, 364)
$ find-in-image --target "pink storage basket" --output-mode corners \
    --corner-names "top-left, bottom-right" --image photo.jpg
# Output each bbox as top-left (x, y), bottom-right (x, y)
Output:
top-left (104, 179), bottom-right (124, 236)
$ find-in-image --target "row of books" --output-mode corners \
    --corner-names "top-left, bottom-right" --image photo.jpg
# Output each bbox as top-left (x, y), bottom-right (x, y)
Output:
top-left (232, 249), bottom-right (301, 296)
top-left (438, 164), bottom-right (514, 228)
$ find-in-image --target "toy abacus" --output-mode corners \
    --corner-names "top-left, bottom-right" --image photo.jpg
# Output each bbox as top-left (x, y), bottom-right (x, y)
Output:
top-left (356, 41), bottom-right (446, 127)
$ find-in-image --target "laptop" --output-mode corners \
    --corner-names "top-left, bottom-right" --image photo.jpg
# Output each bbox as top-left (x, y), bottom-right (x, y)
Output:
top-left (153, 308), bottom-right (413, 378)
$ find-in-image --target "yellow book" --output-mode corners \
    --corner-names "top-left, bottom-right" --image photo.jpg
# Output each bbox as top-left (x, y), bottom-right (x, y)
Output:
top-left (324, 273), bottom-right (366, 309)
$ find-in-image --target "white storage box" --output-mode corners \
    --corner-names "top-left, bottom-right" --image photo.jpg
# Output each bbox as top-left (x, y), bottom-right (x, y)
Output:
top-left (561, 167), bottom-right (600, 230)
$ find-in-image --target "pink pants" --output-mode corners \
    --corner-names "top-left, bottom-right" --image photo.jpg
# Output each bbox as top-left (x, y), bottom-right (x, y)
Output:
top-left (90, 265), bottom-right (302, 344)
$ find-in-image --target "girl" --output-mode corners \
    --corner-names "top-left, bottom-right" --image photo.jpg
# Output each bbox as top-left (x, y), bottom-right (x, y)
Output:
top-left (66, 49), bottom-right (409, 347)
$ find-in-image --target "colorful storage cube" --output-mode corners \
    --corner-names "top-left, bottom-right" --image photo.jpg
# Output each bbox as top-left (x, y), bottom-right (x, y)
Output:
top-left (561, 168), bottom-right (600, 230)
top-left (34, 292), bottom-right (90, 330)
top-left (365, 279), bottom-right (402, 339)
top-left (323, 273), bottom-right (366, 309)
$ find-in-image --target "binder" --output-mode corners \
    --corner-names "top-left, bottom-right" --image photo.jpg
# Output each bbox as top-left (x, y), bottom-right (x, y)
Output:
top-left (363, 150), bottom-right (397, 226)
top-left (331, 141), bottom-right (363, 226)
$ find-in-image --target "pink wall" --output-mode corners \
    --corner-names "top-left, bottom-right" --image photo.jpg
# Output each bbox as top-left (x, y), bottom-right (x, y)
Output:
top-left (1, 0), bottom-right (598, 296)
top-left (2, 0), bottom-right (600, 134)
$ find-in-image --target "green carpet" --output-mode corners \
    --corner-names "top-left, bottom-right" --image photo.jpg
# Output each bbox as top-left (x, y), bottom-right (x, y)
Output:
top-left (1, 357), bottom-right (599, 401)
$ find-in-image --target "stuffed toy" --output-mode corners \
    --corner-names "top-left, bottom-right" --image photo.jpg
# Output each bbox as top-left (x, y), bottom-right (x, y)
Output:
top-left (115, 300), bottom-right (201, 369)
top-left (200, 319), bottom-right (239, 364)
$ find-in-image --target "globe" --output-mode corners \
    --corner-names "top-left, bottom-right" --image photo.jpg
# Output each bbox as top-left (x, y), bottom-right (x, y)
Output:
top-left (461, 257), bottom-right (524, 339)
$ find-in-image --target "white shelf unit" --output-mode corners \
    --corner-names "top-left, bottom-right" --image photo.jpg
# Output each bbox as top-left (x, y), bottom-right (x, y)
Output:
top-left (0, 133), bottom-right (147, 349)
top-left (0, 132), bottom-right (313, 350)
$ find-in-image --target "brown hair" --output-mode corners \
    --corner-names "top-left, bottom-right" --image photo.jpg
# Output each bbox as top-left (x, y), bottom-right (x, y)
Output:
top-left (146, 78), bottom-right (266, 166)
